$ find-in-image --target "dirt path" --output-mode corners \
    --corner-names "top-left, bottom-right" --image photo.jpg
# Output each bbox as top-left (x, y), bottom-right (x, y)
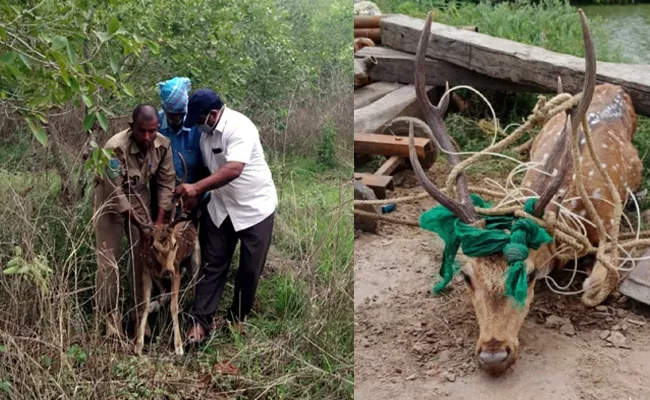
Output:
top-left (354, 178), bottom-right (650, 400)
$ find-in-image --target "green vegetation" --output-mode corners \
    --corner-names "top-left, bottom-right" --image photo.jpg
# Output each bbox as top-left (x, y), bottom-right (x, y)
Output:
top-left (0, 0), bottom-right (352, 398)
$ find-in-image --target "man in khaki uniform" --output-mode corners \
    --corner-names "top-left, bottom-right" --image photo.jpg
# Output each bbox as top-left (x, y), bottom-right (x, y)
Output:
top-left (93, 104), bottom-right (175, 338)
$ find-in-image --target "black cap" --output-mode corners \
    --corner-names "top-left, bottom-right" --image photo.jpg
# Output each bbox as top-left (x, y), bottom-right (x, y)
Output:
top-left (184, 88), bottom-right (223, 128)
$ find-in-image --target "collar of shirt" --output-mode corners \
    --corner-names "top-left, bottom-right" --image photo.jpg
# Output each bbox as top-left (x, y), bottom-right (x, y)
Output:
top-left (213, 106), bottom-right (229, 135)
top-left (159, 110), bottom-right (189, 136)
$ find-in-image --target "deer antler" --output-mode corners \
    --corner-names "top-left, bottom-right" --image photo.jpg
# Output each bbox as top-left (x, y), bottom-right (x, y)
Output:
top-left (532, 9), bottom-right (596, 217)
top-left (408, 10), bottom-right (478, 224)
top-left (170, 152), bottom-right (188, 226)
top-left (129, 192), bottom-right (155, 235)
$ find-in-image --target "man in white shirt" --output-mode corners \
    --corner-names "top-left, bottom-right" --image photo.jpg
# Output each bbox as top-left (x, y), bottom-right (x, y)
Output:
top-left (175, 89), bottom-right (277, 344)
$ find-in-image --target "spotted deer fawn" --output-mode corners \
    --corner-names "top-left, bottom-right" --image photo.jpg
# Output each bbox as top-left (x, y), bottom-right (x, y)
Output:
top-left (129, 154), bottom-right (201, 356)
top-left (409, 10), bottom-right (642, 375)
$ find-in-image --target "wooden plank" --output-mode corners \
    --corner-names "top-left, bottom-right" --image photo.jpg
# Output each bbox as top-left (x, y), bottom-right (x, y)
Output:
top-left (355, 46), bottom-right (545, 93)
top-left (354, 84), bottom-right (433, 133)
top-left (354, 81), bottom-right (403, 109)
top-left (354, 132), bottom-right (431, 159)
top-left (375, 155), bottom-right (404, 176)
top-left (380, 14), bottom-right (650, 117)
top-left (354, 173), bottom-right (394, 199)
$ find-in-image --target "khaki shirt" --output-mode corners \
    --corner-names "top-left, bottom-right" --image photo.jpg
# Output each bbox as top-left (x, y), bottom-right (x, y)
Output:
top-left (94, 128), bottom-right (175, 220)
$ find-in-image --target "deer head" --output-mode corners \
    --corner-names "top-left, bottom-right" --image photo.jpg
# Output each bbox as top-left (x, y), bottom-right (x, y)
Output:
top-left (408, 10), bottom-right (596, 375)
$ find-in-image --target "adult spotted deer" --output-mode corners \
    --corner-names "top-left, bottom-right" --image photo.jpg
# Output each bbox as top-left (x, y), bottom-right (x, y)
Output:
top-left (409, 10), bottom-right (643, 375)
top-left (128, 154), bottom-right (200, 356)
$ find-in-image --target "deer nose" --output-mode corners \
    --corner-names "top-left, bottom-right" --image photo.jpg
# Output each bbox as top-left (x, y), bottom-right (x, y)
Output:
top-left (163, 270), bottom-right (173, 280)
top-left (476, 340), bottom-right (514, 374)
top-left (478, 349), bottom-right (509, 365)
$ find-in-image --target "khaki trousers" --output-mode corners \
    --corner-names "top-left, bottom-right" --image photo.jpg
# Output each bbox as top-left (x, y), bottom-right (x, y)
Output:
top-left (93, 192), bottom-right (145, 327)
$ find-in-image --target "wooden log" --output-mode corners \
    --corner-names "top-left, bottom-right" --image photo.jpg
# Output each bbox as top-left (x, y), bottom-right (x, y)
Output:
top-left (354, 173), bottom-right (394, 199)
top-left (380, 14), bottom-right (650, 117)
top-left (354, 46), bottom-right (546, 93)
top-left (375, 155), bottom-right (404, 176)
top-left (354, 15), bottom-right (381, 29)
top-left (354, 84), bottom-right (434, 133)
top-left (355, 28), bottom-right (381, 43)
top-left (354, 82), bottom-right (403, 109)
top-left (354, 132), bottom-right (433, 160)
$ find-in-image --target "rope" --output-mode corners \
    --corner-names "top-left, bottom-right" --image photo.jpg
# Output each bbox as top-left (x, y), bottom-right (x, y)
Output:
top-left (353, 209), bottom-right (420, 227)
top-left (354, 86), bottom-right (650, 299)
top-left (443, 93), bottom-right (579, 194)
top-left (353, 186), bottom-right (505, 206)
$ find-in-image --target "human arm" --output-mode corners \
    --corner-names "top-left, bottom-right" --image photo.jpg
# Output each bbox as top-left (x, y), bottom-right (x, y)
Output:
top-left (175, 162), bottom-right (244, 199)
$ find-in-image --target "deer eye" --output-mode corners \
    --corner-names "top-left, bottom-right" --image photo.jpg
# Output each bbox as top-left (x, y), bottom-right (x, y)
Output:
top-left (461, 271), bottom-right (473, 289)
top-left (527, 269), bottom-right (537, 285)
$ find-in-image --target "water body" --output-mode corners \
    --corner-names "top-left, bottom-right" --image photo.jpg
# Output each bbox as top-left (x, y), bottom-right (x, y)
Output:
top-left (580, 3), bottom-right (650, 64)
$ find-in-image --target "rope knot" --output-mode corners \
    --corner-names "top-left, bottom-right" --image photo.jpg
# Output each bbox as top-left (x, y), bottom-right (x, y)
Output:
top-left (504, 243), bottom-right (529, 264)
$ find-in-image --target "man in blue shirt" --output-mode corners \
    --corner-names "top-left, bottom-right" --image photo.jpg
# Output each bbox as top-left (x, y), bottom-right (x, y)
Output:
top-left (150, 76), bottom-right (208, 221)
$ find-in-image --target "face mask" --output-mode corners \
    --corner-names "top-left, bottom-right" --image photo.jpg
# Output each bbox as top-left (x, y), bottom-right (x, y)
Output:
top-left (198, 109), bottom-right (221, 134)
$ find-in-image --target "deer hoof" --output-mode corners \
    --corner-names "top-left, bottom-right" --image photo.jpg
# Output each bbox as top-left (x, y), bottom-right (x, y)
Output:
top-left (175, 346), bottom-right (184, 356)
top-left (134, 342), bottom-right (144, 355)
top-left (581, 263), bottom-right (611, 307)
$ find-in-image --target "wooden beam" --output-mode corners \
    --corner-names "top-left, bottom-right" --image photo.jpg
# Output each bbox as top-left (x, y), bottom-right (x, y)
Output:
top-left (354, 132), bottom-right (432, 159)
top-left (375, 155), bottom-right (404, 176)
top-left (380, 14), bottom-right (650, 117)
top-left (354, 81), bottom-right (403, 109)
top-left (354, 84), bottom-right (433, 133)
top-left (354, 46), bottom-right (545, 93)
top-left (354, 173), bottom-right (394, 199)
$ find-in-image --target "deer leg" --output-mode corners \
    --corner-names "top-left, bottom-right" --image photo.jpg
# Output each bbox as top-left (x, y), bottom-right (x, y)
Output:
top-left (134, 272), bottom-right (152, 355)
top-left (171, 271), bottom-right (183, 356)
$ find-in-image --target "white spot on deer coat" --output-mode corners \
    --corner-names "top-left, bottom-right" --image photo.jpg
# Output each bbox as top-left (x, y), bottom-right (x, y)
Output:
top-left (592, 188), bottom-right (602, 199)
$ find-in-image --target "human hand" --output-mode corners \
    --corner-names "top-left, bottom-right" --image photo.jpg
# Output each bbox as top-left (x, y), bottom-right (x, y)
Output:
top-left (174, 183), bottom-right (200, 201)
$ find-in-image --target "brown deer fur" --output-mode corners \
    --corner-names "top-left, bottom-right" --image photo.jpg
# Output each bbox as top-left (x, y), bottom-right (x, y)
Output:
top-left (134, 220), bottom-right (199, 356)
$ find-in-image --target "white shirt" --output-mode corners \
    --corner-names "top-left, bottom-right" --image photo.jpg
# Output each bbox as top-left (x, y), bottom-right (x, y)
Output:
top-left (200, 106), bottom-right (277, 232)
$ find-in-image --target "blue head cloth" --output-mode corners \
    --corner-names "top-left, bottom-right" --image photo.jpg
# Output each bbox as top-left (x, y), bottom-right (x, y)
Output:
top-left (157, 77), bottom-right (191, 114)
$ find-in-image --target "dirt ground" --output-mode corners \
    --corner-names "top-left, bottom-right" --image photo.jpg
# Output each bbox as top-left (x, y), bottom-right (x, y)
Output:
top-left (354, 171), bottom-right (650, 400)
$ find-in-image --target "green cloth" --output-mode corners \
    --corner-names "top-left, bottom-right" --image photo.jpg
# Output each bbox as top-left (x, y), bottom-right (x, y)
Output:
top-left (420, 194), bottom-right (552, 307)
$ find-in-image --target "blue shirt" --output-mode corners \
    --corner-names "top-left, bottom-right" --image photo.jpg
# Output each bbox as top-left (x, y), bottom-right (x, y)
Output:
top-left (157, 110), bottom-right (203, 185)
